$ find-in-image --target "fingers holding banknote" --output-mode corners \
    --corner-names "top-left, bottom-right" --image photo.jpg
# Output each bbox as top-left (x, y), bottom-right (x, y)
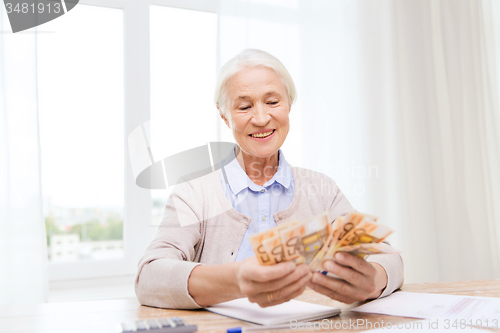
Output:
top-left (237, 257), bottom-right (312, 307)
top-left (308, 252), bottom-right (387, 304)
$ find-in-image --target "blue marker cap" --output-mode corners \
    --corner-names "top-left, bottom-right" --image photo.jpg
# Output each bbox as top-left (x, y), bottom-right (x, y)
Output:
top-left (227, 327), bottom-right (242, 333)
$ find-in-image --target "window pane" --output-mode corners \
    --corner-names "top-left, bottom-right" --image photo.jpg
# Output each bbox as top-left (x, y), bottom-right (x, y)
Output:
top-left (38, 5), bottom-right (124, 262)
top-left (150, 6), bottom-right (217, 224)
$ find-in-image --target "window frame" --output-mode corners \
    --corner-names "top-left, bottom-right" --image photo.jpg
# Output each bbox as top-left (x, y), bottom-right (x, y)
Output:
top-left (48, 0), bottom-right (218, 281)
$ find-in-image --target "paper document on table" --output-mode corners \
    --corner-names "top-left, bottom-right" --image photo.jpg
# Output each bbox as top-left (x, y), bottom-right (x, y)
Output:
top-left (206, 298), bottom-right (340, 326)
top-left (352, 292), bottom-right (500, 328)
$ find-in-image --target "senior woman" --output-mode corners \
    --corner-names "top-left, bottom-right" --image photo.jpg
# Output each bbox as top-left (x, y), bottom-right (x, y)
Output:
top-left (135, 49), bottom-right (404, 309)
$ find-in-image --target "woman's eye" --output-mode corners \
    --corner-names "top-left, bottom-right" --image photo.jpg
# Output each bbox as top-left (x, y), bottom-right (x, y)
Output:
top-left (268, 101), bottom-right (278, 105)
top-left (239, 106), bottom-right (251, 110)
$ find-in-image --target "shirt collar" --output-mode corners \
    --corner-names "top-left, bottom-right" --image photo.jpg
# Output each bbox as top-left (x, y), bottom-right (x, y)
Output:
top-left (221, 146), bottom-right (292, 196)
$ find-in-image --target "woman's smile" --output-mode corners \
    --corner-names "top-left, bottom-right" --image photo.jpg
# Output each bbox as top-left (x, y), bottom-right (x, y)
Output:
top-left (249, 129), bottom-right (275, 140)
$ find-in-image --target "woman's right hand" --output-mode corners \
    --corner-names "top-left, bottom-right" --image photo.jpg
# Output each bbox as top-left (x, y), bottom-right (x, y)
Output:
top-left (236, 257), bottom-right (312, 307)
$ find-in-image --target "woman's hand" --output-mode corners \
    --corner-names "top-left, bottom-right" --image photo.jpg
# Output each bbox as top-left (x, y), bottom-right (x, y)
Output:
top-left (236, 257), bottom-right (311, 307)
top-left (308, 252), bottom-right (387, 304)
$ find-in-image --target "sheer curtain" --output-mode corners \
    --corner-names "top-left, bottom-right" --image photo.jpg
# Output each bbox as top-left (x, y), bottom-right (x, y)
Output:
top-left (0, 7), bottom-right (48, 304)
top-left (217, 0), bottom-right (500, 283)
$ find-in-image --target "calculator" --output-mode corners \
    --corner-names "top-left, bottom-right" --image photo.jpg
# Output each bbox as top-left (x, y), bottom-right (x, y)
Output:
top-left (118, 317), bottom-right (198, 333)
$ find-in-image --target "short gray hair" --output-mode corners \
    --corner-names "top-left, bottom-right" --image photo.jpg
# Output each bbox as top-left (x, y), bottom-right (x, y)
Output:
top-left (214, 49), bottom-right (297, 116)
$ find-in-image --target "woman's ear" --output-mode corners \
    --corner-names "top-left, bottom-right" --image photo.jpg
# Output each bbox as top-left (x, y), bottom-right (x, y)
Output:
top-left (217, 105), bottom-right (231, 128)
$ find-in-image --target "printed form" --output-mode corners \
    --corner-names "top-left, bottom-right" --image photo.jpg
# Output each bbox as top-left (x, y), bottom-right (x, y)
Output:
top-left (352, 292), bottom-right (500, 328)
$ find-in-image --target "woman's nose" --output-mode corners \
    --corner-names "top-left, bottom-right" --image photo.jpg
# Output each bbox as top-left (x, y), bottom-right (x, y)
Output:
top-left (251, 104), bottom-right (270, 126)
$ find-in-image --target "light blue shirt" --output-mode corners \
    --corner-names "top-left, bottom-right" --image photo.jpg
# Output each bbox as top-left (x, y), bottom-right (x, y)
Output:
top-left (220, 147), bottom-right (294, 261)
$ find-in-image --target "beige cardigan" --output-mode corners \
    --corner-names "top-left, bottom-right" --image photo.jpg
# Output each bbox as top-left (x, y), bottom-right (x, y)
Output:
top-left (135, 167), bottom-right (404, 309)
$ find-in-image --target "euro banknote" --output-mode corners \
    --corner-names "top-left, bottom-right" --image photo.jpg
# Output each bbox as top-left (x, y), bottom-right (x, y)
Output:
top-left (249, 211), bottom-right (399, 274)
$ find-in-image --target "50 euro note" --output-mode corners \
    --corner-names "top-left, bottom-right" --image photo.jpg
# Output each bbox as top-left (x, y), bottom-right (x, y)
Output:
top-left (308, 217), bottom-right (342, 271)
top-left (279, 212), bottom-right (331, 264)
top-left (248, 219), bottom-right (299, 265)
top-left (248, 228), bottom-right (279, 265)
top-left (317, 219), bottom-right (394, 277)
top-left (331, 212), bottom-right (378, 248)
top-left (335, 219), bottom-right (393, 250)
top-left (309, 212), bottom-right (377, 271)
top-left (249, 210), bottom-right (399, 276)
top-left (336, 242), bottom-right (401, 258)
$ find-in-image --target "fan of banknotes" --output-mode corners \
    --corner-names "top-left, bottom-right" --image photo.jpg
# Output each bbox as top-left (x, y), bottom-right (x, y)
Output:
top-left (249, 211), bottom-right (400, 274)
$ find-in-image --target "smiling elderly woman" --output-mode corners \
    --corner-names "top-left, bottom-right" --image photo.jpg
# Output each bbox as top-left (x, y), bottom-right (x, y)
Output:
top-left (135, 49), bottom-right (404, 309)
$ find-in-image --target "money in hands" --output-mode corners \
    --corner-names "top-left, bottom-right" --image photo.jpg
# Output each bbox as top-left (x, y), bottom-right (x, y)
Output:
top-left (248, 211), bottom-right (399, 274)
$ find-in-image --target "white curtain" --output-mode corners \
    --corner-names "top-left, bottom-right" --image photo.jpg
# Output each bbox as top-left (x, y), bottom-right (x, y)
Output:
top-left (217, 0), bottom-right (500, 283)
top-left (0, 7), bottom-right (48, 304)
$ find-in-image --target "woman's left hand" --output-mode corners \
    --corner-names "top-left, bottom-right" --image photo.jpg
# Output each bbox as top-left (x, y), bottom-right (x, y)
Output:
top-left (307, 252), bottom-right (387, 304)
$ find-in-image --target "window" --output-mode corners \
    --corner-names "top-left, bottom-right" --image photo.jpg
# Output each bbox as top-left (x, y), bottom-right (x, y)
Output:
top-left (38, 0), bottom-right (217, 281)
top-left (39, 4), bottom-right (124, 266)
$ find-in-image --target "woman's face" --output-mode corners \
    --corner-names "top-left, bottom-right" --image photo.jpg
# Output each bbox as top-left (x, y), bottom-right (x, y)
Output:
top-left (222, 66), bottom-right (290, 159)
